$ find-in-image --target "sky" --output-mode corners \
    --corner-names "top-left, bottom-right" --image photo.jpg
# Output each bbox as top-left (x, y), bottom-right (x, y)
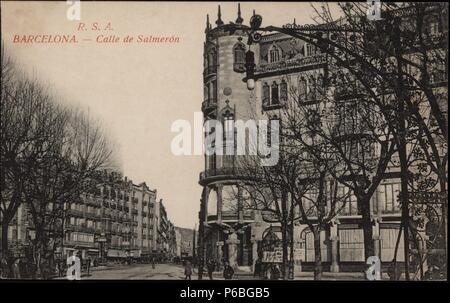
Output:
top-left (1, 1), bottom-right (340, 229)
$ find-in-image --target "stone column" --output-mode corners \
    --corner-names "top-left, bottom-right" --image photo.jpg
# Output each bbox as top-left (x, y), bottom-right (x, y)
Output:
top-left (330, 223), bottom-right (339, 273)
top-left (226, 232), bottom-right (240, 268)
top-left (217, 185), bottom-right (223, 222)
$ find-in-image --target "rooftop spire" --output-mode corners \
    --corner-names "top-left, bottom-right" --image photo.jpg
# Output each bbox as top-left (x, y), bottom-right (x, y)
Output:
top-left (206, 14), bottom-right (210, 31)
top-left (216, 5), bottom-right (224, 26)
top-left (235, 3), bottom-right (243, 24)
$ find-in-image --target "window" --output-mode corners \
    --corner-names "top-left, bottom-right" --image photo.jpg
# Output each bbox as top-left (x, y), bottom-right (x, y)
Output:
top-left (299, 76), bottom-right (308, 100)
top-left (269, 45), bottom-right (282, 63)
top-left (378, 183), bottom-right (400, 213)
top-left (305, 43), bottom-right (315, 57)
top-left (262, 82), bottom-right (270, 105)
top-left (233, 43), bottom-right (246, 72)
top-left (209, 81), bottom-right (217, 101)
top-left (271, 82), bottom-right (279, 105)
top-left (338, 186), bottom-right (358, 215)
top-left (280, 80), bottom-right (288, 102)
top-left (223, 112), bottom-right (235, 159)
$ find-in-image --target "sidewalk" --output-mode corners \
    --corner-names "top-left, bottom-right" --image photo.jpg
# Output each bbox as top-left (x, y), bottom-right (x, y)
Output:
top-left (207, 269), bottom-right (391, 281)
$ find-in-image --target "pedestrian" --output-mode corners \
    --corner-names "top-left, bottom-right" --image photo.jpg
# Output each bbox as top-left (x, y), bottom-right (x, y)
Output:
top-left (86, 257), bottom-right (91, 276)
top-left (207, 259), bottom-right (215, 280)
top-left (270, 264), bottom-right (281, 280)
top-left (223, 261), bottom-right (234, 280)
top-left (151, 257), bottom-right (156, 269)
top-left (14, 257), bottom-right (23, 279)
top-left (387, 260), bottom-right (401, 281)
top-left (184, 260), bottom-right (192, 280)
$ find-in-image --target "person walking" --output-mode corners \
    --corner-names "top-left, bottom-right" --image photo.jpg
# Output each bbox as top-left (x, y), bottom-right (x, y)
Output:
top-left (270, 264), bottom-right (281, 280)
top-left (151, 257), bottom-right (156, 269)
top-left (184, 260), bottom-right (193, 280)
top-left (206, 259), bottom-right (215, 280)
top-left (223, 261), bottom-right (234, 280)
top-left (13, 258), bottom-right (21, 279)
top-left (86, 257), bottom-right (91, 276)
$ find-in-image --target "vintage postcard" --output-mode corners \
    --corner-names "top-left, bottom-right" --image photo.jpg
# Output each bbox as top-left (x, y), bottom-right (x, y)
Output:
top-left (0, 1), bottom-right (447, 288)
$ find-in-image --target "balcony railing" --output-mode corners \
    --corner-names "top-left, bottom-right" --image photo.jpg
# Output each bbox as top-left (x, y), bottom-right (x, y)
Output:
top-left (255, 54), bottom-right (327, 76)
top-left (199, 167), bottom-right (258, 183)
top-left (203, 65), bottom-right (217, 77)
top-left (67, 209), bottom-right (84, 217)
top-left (202, 97), bottom-right (217, 113)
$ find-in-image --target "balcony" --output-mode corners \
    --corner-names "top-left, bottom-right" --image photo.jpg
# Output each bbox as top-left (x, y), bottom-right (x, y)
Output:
top-left (132, 209), bottom-right (138, 215)
top-left (142, 211), bottom-right (147, 217)
top-left (85, 212), bottom-right (99, 220)
top-left (203, 65), bottom-right (217, 78)
top-left (142, 223), bottom-right (147, 228)
top-left (255, 54), bottom-right (327, 77)
top-left (64, 240), bottom-right (97, 248)
top-left (85, 196), bottom-right (102, 207)
top-left (202, 97), bottom-right (217, 114)
top-left (199, 167), bottom-right (258, 185)
top-left (132, 197), bottom-right (139, 204)
top-left (67, 209), bottom-right (84, 217)
top-left (334, 85), bottom-right (365, 101)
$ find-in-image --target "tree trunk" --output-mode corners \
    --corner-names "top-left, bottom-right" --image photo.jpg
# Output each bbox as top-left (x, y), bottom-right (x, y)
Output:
top-left (281, 220), bottom-right (289, 280)
top-left (313, 227), bottom-right (322, 280)
top-left (1, 220), bottom-right (9, 255)
top-left (359, 197), bottom-right (375, 261)
top-left (280, 192), bottom-right (289, 280)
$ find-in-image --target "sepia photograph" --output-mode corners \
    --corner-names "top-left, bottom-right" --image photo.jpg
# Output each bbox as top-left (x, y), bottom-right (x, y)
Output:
top-left (0, 0), bottom-right (447, 289)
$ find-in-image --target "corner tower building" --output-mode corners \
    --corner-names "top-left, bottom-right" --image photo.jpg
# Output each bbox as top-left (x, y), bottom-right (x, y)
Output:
top-left (199, 6), bottom-right (263, 269)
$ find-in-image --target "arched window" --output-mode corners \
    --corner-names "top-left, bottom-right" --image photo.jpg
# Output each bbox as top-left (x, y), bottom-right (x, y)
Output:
top-left (207, 48), bottom-right (217, 73)
top-left (280, 80), bottom-right (288, 102)
top-left (262, 82), bottom-right (270, 105)
top-left (207, 189), bottom-right (218, 216)
top-left (269, 45), bottom-right (282, 63)
top-left (233, 43), bottom-right (246, 72)
top-left (204, 85), bottom-right (209, 101)
top-left (271, 82), bottom-right (279, 105)
top-left (222, 185), bottom-right (239, 215)
top-left (209, 81), bottom-right (217, 102)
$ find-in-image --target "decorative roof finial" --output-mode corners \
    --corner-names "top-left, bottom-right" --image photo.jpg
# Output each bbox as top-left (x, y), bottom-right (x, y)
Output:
top-left (253, 9), bottom-right (256, 16)
top-left (216, 5), bottom-right (224, 26)
top-left (206, 14), bottom-right (210, 32)
top-left (235, 3), bottom-right (243, 24)
top-left (294, 18), bottom-right (296, 25)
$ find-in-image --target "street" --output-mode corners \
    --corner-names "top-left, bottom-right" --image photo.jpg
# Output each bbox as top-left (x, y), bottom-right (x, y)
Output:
top-left (63, 263), bottom-right (388, 280)
top-left (81, 263), bottom-right (187, 280)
